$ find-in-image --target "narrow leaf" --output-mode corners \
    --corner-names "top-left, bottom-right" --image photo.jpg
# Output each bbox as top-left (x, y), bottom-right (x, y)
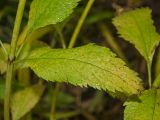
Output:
top-left (124, 89), bottom-right (160, 120)
top-left (15, 44), bottom-right (143, 97)
top-left (113, 8), bottom-right (160, 62)
top-left (28, 0), bottom-right (80, 33)
top-left (11, 83), bottom-right (45, 120)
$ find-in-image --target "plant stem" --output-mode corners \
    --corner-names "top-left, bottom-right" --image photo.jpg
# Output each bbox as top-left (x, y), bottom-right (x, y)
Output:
top-left (147, 61), bottom-right (152, 88)
top-left (4, 0), bottom-right (26, 119)
top-left (68, 0), bottom-right (95, 48)
top-left (10, 0), bottom-right (26, 61)
top-left (99, 23), bottom-right (127, 63)
top-left (56, 111), bottom-right (79, 119)
top-left (153, 73), bottom-right (160, 88)
top-left (50, 83), bottom-right (60, 120)
top-left (4, 64), bottom-right (13, 120)
top-left (55, 25), bottom-right (66, 49)
top-left (50, 25), bottom-right (66, 120)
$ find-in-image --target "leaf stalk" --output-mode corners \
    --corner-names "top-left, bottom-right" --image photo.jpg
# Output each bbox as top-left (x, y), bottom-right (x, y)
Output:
top-left (147, 61), bottom-right (152, 88)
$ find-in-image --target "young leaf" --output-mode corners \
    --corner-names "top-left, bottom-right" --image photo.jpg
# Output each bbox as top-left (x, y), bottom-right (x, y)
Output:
top-left (124, 89), bottom-right (160, 120)
top-left (28, 0), bottom-right (80, 33)
top-left (113, 8), bottom-right (160, 62)
top-left (15, 44), bottom-right (143, 97)
top-left (11, 83), bottom-right (45, 120)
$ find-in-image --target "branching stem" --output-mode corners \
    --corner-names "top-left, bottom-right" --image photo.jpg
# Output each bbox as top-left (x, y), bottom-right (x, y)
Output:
top-left (4, 0), bottom-right (26, 119)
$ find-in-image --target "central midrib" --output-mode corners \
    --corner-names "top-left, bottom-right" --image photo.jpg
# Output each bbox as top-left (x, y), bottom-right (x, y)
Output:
top-left (15, 57), bottom-right (140, 92)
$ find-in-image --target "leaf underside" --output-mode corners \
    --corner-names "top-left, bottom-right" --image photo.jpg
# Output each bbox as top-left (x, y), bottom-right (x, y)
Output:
top-left (15, 44), bottom-right (143, 97)
top-left (28, 0), bottom-right (80, 33)
top-left (113, 8), bottom-right (160, 62)
top-left (124, 89), bottom-right (160, 120)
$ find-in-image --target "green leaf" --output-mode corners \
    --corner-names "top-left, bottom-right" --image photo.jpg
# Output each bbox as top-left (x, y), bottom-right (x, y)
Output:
top-left (0, 43), bottom-right (10, 74)
top-left (17, 40), bottom-right (48, 61)
top-left (28, 0), bottom-right (80, 33)
top-left (15, 44), bottom-right (143, 97)
top-left (124, 89), bottom-right (160, 120)
top-left (113, 8), bottom-right (160, 62)
top-left (11, 83), bottom-right (45, 120)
